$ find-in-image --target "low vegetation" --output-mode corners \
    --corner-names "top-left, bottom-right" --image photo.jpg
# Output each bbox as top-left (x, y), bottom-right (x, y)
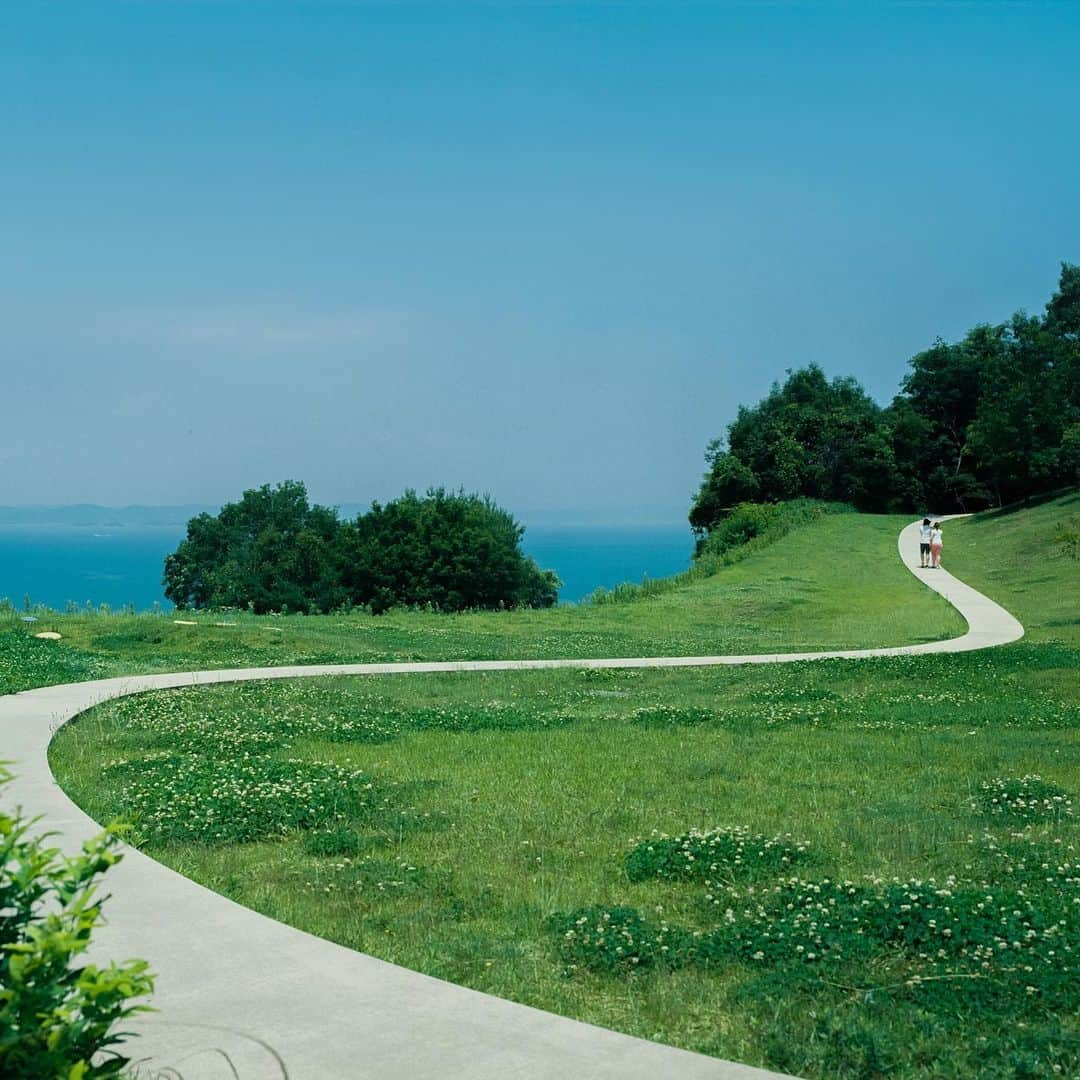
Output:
top-left (47, 495), bottom-right (1079, 1079)
top-left (0, 767), bottom-right (154, 1078)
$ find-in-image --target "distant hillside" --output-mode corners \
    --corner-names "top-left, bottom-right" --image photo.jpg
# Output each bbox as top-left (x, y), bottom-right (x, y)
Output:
top-left (0, 505), bottom-right (216, 527)
top-left (0, 503), bottom-right (688, 531)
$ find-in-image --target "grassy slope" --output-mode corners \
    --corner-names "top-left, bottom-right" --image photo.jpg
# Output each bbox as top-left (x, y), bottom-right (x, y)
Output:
top-left (48, 497), bottom-right (1080, 1078)
top-left (3, 514), bottom-right (960, 695)
top-left (950, 490), bottom-right (1080, 644)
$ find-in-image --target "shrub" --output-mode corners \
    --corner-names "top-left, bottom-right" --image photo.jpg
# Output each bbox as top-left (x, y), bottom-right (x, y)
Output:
top-left (164, 481), bottom-right (560, 613)
top-left (0, 766), bottom-right (154, 1077)
top-left (971, 776), bottom-right (1074, 822)
top-left (164, 480), bottom-right (346, 613)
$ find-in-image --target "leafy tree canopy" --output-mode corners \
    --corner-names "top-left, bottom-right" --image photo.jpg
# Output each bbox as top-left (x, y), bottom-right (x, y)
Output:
top-left (692, 263), bottom-right (1080, 534)
top-left (691, 364), bottom-right (900, 533)
top-left (164, 482), bottom-right (558, 614)
top-left (339, 488), bottom-right (559, 614)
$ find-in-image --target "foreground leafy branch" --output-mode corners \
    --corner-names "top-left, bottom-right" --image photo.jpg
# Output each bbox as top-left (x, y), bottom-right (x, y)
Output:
top-left (0, 765), bottom-right (154, 1078)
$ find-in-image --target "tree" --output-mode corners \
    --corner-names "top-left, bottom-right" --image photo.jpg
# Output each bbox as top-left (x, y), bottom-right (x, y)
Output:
top-left (689, 448), bottom-right (759, 534)
top-left (1045, 261), bottom-right (1080, 339)
top-left (163, 481), bottom-right (344, 612)
top-left (966, 314), bottom-right (1069, 504)
top-left (164, 483), bottom-right (559, 614)
top-left (691, 262), bottom-right (1080, 532)
top-left (690, 365), bottom-right (899, 534)
top-left (890, 331), bottom-right (995, 511)
top-left (338, 488), bottom-right (558, 613)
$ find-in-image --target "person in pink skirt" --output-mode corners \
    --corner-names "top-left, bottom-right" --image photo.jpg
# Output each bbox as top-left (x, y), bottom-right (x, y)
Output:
top-left (929, 521), bottom-right (944, 568)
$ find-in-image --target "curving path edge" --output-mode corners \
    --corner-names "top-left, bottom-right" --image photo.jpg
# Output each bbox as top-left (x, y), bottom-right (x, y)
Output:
top-left (1, 519), bottom-right (1023, 1079)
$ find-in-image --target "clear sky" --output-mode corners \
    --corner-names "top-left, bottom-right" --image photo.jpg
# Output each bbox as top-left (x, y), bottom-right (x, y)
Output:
top-left (3, 1), bottom-right (1078, 523)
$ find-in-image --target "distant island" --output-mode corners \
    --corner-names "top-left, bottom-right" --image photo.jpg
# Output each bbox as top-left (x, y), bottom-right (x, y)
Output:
top-left (0, 505), bottom-right (217, 528)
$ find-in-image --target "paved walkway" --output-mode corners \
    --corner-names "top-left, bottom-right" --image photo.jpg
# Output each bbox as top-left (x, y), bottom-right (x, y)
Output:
top-left (1, 520), bottom-right (1023, 1079)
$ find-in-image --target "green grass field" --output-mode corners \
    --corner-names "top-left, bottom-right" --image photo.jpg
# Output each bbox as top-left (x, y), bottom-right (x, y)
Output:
top-left (3, 513), bottom-right (958, 696)
top-left (42, 497), bottom-right (1080, 1078)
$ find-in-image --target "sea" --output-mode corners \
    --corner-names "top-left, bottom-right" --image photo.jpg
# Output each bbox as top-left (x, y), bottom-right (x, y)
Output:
top-left (0, 523), bottom-right (694, 611)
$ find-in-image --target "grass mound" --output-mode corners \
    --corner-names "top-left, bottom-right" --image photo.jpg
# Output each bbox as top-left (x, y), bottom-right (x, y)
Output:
top-left (970, 775), bottom-right (1073, 822)
top-left (624, 827), bottom-right (810, 885)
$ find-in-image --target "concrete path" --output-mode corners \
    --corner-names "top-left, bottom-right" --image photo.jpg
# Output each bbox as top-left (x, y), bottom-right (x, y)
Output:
top-left (0, 520), bottom-right (1023, 1079)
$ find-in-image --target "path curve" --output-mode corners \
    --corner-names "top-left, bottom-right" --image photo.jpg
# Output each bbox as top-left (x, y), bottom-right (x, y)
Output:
top-left (1, 520), bottom-right (1023, 1080)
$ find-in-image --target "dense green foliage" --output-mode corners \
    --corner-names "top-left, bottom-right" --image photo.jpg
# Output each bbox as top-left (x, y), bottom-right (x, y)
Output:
top-left (338, 488), bottom-right (559, 614)
top-left (0, 767), bottom-right (153, 1078)
top-left (163, 482), bottom-right (558, 614)
top-left (163, 480), bottom-right (345, 612)
top-left (691, 368), bottom-right (897, 529)
top-left (692, 263), bottom-right (1080, 532)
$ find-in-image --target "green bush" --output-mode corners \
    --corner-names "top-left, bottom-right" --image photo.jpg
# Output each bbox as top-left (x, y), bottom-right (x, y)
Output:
top-left (164, 481), bottom-right (560, 614)
top-left (0, 766), bottom-right (154, 1078)
top-left (340, 487), bottom-right (559, 613)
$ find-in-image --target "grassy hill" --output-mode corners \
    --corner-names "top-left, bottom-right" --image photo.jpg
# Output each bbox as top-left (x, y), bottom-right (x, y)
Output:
top-left (47, 496), bottom-right (1080, 1079)
top-left (951, 490), bottom-right (1080, 645)
top-left (3, 512), bottom-right (960, 694)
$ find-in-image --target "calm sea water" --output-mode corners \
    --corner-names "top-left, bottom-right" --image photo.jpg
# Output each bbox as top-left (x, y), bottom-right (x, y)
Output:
top-left (0, 524), bottom-right (693, 610)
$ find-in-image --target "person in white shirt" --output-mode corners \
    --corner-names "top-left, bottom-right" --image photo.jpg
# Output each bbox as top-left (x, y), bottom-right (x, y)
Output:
top-left (930, 522), bottom-right (944, 568)
top-left (918, 517), bottom-right (933, 567)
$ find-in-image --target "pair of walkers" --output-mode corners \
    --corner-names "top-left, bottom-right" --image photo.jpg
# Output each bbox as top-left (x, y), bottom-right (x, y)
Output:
top-left (918, 518), bottom-right (944, 569)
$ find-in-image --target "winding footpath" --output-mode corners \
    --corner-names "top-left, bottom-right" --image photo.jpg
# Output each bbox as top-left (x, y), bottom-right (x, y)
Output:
top-left (1, 520), bottom-right (1023, 1079)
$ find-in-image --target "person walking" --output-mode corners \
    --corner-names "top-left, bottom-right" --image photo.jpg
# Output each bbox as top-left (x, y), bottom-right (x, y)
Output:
top-left (930, 521), bottom-right (944, 568)
top-left (918, 517), bottom-right (933, 568)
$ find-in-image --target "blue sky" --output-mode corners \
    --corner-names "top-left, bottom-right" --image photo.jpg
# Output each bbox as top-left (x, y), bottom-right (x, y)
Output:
top-left (3, 1), bottom-right (1078, 523)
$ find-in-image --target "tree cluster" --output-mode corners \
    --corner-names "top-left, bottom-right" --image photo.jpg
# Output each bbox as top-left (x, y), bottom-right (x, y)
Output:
top-left (691, 263), bottom-right (1080, 533)
top-left (163, 482), bottom-right (559, 614)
